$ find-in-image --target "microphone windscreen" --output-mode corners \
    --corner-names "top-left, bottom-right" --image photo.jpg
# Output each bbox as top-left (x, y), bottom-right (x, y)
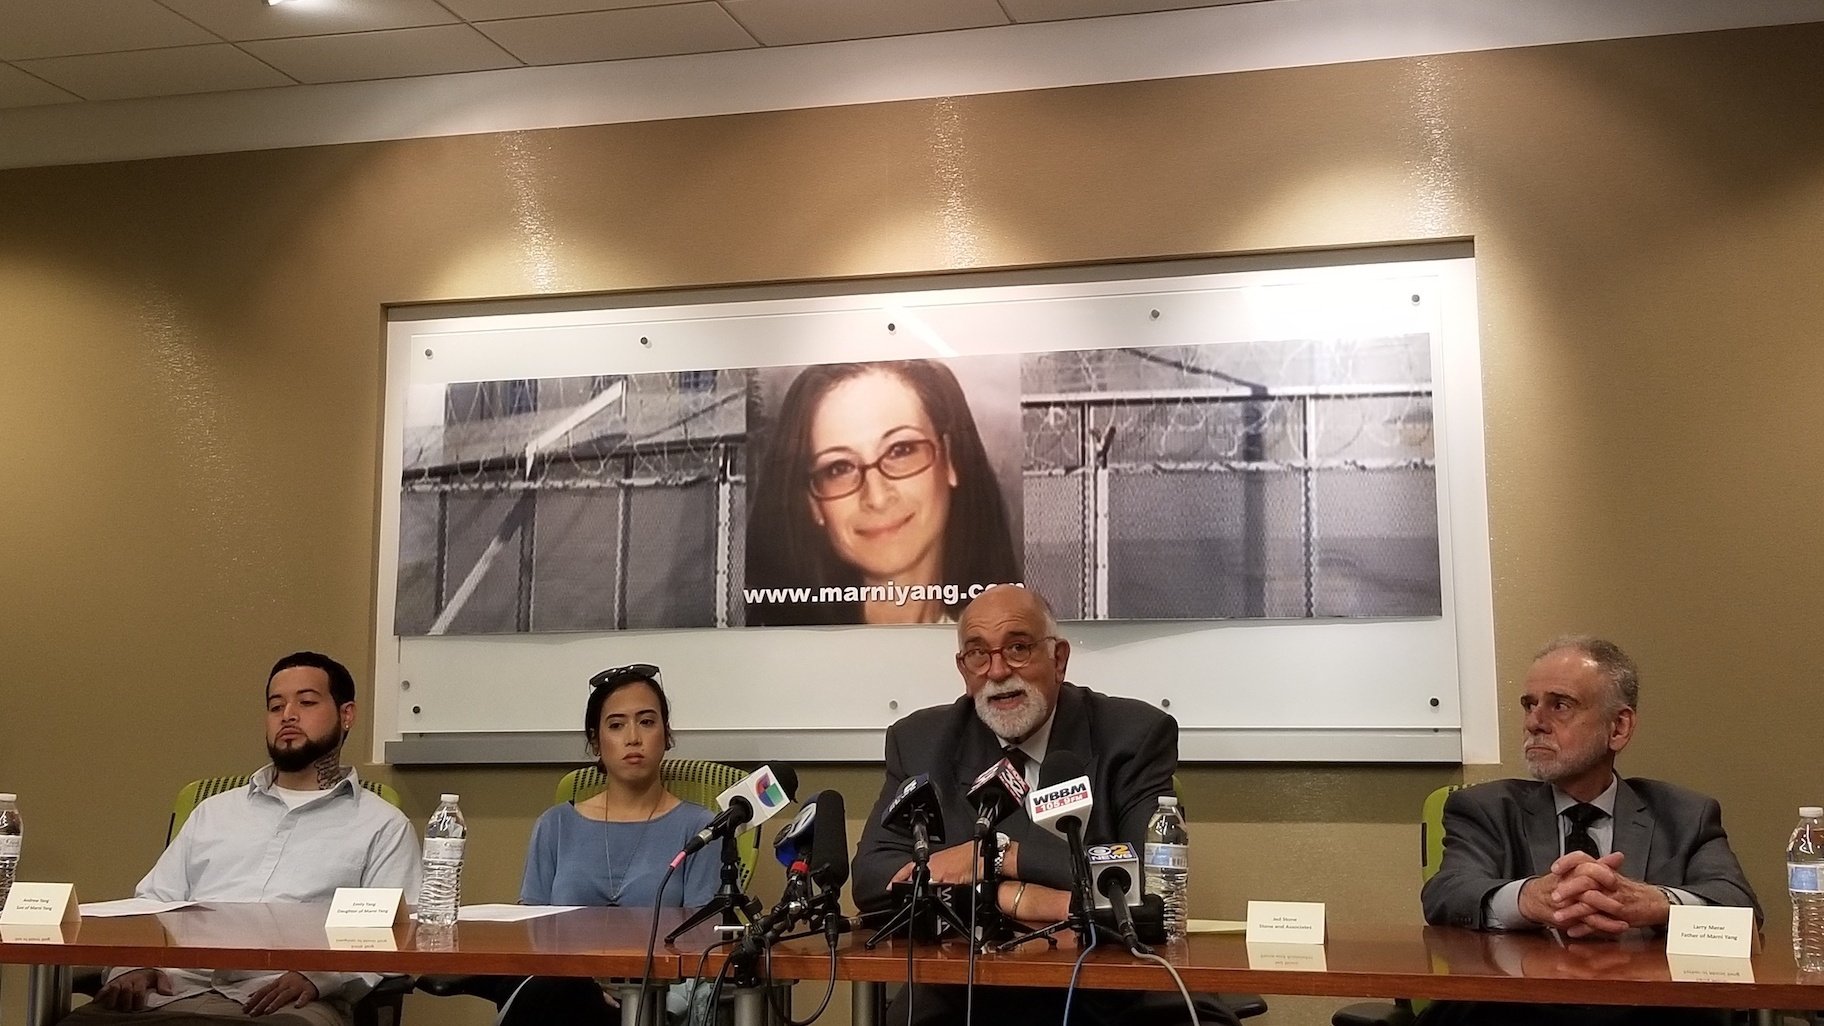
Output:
top-left (808, 789), bottom-right (850, 889)
top-left (772, 763), bottom-right (801, 802)
top-left (1037, 749), bottom-right (1087, 789)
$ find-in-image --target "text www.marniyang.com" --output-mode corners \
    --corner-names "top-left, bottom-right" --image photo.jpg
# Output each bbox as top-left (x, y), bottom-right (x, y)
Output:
top-left (742, 581), bottom-right (1021, 607)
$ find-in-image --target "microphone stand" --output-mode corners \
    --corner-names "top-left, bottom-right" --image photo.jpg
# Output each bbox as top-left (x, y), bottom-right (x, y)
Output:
top-left (864, 811), bottom-right (971, 949)
top-left (667, 830), bottom-right (761, 944)
top-left (994, 818), bottom-right (1101, 952)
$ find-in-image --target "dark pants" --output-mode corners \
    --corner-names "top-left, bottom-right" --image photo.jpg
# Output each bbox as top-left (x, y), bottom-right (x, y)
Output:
top-left (489, 976), bottom-right (615, 1026)
top-left (886, 983), bottom-right (1241, 1026)
top-left (1418, 1002), bottom-right (1733, 1026)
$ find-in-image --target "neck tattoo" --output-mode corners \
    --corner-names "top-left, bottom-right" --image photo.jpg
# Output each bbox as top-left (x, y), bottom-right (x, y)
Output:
top-left (313, 754), bottom-right (349, 791)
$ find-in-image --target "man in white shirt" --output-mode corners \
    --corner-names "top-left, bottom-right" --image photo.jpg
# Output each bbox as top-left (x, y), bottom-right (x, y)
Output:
top-left (62, 652), bottom-right (420, 1026)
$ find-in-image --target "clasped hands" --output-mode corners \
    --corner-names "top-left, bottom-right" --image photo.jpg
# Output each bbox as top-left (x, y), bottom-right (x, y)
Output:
top-left (1517, 850), bottom-right (1670, 938)
top-left (94, 969), bottom-right (319, 1015)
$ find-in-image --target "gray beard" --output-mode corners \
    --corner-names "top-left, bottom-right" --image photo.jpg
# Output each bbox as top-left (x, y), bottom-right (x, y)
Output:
top-left (975, 685), bottom-right (1048, 743)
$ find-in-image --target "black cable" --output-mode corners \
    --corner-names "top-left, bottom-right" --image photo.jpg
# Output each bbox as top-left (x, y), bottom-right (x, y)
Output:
top-left (761, 927), bottom-right (839, 1026)
top-left (965, 833), bottom-right (981, 1026)
top-left (687, 938), bottom-right (738, 1026)
top-left (634, 860), bottom-right (681, 1026)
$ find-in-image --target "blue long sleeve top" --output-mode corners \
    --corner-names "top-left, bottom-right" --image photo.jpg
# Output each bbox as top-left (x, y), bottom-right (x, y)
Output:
top-left (519, 801), bottom-right (720, 908)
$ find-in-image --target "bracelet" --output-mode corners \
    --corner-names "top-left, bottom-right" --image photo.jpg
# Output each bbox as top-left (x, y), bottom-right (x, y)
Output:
top-left (1011, 881), bottom-right (1029, 919)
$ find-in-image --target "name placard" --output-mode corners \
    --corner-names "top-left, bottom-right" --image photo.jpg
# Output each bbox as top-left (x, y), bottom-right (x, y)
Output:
top-left (0, 924), bottom-right (73, 944)
top-left (1665, 905), bottom-right (1755, 958)
top-left (325, 888), bottom-right (405, 929)
top-left (1245, 941), bottom-right (1329, 971)
top-left (325, 927), bottom-right (399, 951)
top-left (0, 883), bottom-right (80, 925)
top-left (1666, 952), bottom-right (1755, 984)
top-left (1245, 900), bottom-right (1325, 944)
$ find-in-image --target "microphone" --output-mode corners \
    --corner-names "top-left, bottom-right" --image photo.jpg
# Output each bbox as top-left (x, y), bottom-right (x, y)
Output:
top-left (967, 758), bottom-right (1029, 840)
top-left (806, 790), bottom-right (850, 946)
top-left (1026, 752), bottom-right (1092, 842)
top-left (680, 764), bottom-right (799, 858)
top-left (806, 789), bottom-right (850, 894)
top-left (1087, 841), bottom-right (1149, 953)
top-left (1027, 751), bottom-right (1095, 930)
top-left (881, 773), bottom-right (944, 862)
top-left (773, 801), bottom-right (818, 870)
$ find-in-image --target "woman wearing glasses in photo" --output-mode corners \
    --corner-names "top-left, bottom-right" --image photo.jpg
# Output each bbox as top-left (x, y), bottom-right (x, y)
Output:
top-left (745, 359), bottom-right (1022, 626)
top-left (493, 664), bottom-right (717, 1026)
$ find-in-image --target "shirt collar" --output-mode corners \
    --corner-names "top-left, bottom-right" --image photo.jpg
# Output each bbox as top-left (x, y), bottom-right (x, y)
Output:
top-left (250, 763), bottom-right (360, 801)
top-left (1551, 773), bottom-right (1618, 817)
top-left (1003, 708), bottom-right (1056, 769)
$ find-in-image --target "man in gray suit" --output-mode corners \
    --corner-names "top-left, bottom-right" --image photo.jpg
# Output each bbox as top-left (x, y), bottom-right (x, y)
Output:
top-left (1419, 636), bottom-right (1759, 1025)
top-left (853, 584), bottom-right (1232, 1026)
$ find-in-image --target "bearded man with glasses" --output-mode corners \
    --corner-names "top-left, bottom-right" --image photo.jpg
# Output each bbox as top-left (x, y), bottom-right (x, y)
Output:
top-left (853, 584), bottom-right (1236, 1026)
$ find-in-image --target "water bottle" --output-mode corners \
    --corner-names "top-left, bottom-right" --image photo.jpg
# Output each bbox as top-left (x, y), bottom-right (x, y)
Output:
top-left (0, 793), bottom-right (20, 909)
top-left (418, 793), bottom-right (466, 926)
top-left (1790, 805), bottom-right (1824, 971)
top-left (1143, 795), bottom-right (1190, 942)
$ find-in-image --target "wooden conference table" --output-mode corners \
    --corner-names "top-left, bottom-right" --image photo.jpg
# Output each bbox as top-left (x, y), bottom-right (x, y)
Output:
top-left (2, 905), bottom-right (1821, 1026)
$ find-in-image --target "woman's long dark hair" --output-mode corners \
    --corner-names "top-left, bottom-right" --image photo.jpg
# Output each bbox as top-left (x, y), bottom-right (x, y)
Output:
top-left (744, 359), bottom-right (1021, 626)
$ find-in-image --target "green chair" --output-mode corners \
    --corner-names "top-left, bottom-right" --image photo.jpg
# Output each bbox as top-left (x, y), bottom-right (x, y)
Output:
top-left (1330, 783), bottom-right (1463, 1026)
top-left (76, 773), bottom-right (413, 1026)
top-left (554, 759), bottom-right (761, 889)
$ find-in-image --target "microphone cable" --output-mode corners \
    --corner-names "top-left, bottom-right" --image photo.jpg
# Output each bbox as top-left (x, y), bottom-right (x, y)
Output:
top-left (684, 937), bottom-right (739, 1026)
top-left (763, 924), bottom-right (839, 1026)
top-left (1130, 951), bottom-right (1200, 1026)
top-left (1059, 924), bottom-right (1098, 1026)
top-left (965, 832), bottom-right (982, 1026)
top-left (634, 858), bottom-right (682, 1026)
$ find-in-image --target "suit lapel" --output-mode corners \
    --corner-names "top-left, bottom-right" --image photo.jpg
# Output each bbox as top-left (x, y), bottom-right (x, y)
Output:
top-left (1522, 782), bottom-right (1562, 876)
top-left (1049, 684), bottom-right (1098, 788)
top-left (1610, 777), bottom-right (1655, 879)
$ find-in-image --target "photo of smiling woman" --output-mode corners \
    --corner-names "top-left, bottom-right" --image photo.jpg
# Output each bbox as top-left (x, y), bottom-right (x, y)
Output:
top-left (744, 357), bottom-right (1023, 626)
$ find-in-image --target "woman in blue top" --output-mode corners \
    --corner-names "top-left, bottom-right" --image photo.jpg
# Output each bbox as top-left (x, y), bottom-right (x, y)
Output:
top-left (498, 663), bottom-right (718, 1026)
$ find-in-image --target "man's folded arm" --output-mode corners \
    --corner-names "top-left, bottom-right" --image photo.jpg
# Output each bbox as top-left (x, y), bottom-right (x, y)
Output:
top-left (1421, 792), bottom-right (1530, 930)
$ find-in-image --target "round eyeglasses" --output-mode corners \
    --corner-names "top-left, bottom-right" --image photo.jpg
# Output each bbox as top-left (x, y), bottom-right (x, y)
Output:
top-left (807, 438), bottom-right (939, 501)
top-left (956, 637), bottom-right (1058, 674)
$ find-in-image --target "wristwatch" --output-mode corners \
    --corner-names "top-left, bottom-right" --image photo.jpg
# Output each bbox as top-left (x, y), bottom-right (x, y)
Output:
top-left (992, 832), bottom-right (1011, 877)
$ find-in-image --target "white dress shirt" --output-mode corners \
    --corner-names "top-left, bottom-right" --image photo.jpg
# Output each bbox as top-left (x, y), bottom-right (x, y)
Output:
top-left (109, 765), bottom-right (421, 1018)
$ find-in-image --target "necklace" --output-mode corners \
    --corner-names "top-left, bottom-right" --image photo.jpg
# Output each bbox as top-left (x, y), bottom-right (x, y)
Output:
top-left (597, 787), bottom-right (667, 907)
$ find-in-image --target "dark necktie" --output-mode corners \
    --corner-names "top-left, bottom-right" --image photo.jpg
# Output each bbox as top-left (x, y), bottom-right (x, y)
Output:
top-left (1562, 802), bottom-right (1606, 859)
top-left (1002, 746), bottom-right (1029, 783)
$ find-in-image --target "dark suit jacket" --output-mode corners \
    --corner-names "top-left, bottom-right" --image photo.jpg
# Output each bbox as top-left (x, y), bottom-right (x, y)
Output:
top-left (1420, 776), bottom-right (1761, 930)
top-left (852, 681), bottom-right (1178, 913)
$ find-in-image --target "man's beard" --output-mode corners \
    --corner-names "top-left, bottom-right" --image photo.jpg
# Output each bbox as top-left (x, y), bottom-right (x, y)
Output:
top-left (974, 681), bottom-right (1050, 743)
top-left (269, 729), bottom-right (342, 774)
top-left (1523, 732), bottom-right (1609, 785)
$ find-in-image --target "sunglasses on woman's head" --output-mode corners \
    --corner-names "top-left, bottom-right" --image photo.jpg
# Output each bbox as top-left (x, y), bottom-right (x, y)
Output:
top-left (589, 663), bottom-right (661, 689)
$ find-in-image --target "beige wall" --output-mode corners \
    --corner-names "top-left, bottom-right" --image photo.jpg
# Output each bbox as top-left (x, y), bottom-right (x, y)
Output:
top-left (2, 23), bottom-right (1820, 1026)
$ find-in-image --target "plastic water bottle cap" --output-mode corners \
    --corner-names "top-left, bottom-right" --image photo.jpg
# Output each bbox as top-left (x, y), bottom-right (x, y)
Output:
top-left (440, 793), bottom-right (460, 803)
top-left (1158, 796), bottom-right (1178, 807)
top-left (0, 793), bottom-right (14, 802)
top-left (1802, 806), bottom-right (1824, 819)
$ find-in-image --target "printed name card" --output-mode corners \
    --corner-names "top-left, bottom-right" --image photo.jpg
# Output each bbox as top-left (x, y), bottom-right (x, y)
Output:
top-left (325, 927), bottom-right (399, 951)
top-left (1245, 900), bottom-right (1326, 944)
top-left (0, 924), bottom-right (72, 944)
top-left (1246, 941), bottom-right (1329, 972)
top-left (1664, 905), bottom-right (1755, 958)
top-left (0, 883), bottom-right (80, 925)
top-left (325, 888), bottom-right (405, 929)
top-left (1666, 953), bottom-right (1755, 984)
